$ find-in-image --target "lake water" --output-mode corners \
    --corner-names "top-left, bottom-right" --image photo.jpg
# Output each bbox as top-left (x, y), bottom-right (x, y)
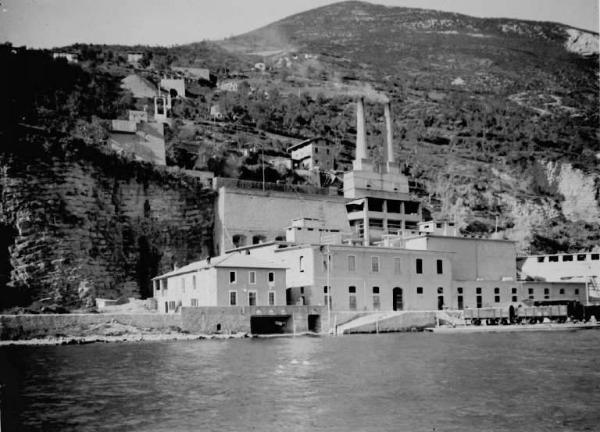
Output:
top-left (1, 331), bottom-right (599, 431)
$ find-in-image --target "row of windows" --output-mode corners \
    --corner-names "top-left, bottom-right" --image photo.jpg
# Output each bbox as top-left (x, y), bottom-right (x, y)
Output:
top-left (229, 290), bottom-right (276, 306)
top-left (537, 253), bottom-right (599, 263)
top-left (342, 256), bottom-right (443, 274)
top-left (527, 287), bottom-right (580, 300)
top-left (229, 271), bottom-right (275, 284)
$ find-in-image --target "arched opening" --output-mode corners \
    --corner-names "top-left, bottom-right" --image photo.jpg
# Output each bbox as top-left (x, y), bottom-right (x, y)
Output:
top-left (0, 223), bottom-right (18, 309)
top-left (252, 234), bottom-right (266, 245)
top-left (232, 234), bottom-right (246, 248)
top-left (169, 88), bottom-right (178, 98)
top-left (392, 287), bottom-right (403, 311)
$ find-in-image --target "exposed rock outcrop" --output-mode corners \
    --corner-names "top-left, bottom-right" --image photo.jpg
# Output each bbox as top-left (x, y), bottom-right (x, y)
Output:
top-left (0, 150), bottom-right (215, 308)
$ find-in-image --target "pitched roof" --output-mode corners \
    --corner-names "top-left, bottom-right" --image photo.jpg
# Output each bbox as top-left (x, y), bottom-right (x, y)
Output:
top-left (154, 254), bottom-right (287, 279)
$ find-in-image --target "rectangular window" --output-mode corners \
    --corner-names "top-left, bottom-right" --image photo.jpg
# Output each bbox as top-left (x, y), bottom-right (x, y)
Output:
top-left (416, 258), bottom-right (423, 274)
top-left (436, 259), bottom-right (443, 274)
top-left (577, 254), bottom-right (587, 261)
top-left (268, 291), bottom-right (275, 306)
top-left (528, 288), bottom-right (534, 295)
top-left (229, 271), bottom-right (236, 284)
top-left (544, 288), bottom-right (550, 300)
top-left (169, 301), bottom-right (176, 311)
top-left (349, 294), bottom-right (357, 310)
top-left (323, 286), bottom-right (331, 307)
top-left (394, 257), bottom-right (401, 274)
top-left (416, 287), bottom-right (423, 294)
top-left (494, 296), bottom-right (500, 303)
top-left (537, 256), bottom-right (545, 263)
top-left (229, 291), bottom-right (237, 306)
top-left (373, 294), bottom-right (380, 310)
top-left (371, 256), bottom-right (380, 272)
top-left (562, 255), bottom-right (573, 262)
top-left (268, 272), bottom-right (274, 283)
top-left (476, 287), bottom-right (482, 294)
top-left (348, 286), bottom-right (356, 294)
top-left (249, 271), bottom-right (256, 284)
top-left (549, 256), bottom-right (559, 262)
top-left (161, 279), bottom-right (168, 291)
top-left (512, 296), bottom-right (517, 302)
top-left (299, 256), bottom-right (304, 272)
top-left (494, 287), bottom-right (500, 294)
top-left (559, 288), bottom-right (565, 295)
top-left (457, 296), bottom-right (463, 310)
top-left (511, 287), bottom-right (517, 294)
top-left (191, 298), bottom-right (198, 307)
top-left (476, 296), bottom-right (482, 308)
top-left (193, 275), bottom-right (197, 290)
top-left (348, 255), bottom-right (356, 272)
top-left (592, 254), bottom-right (599, 261)
top-left (575, 289), bottom-right (580, 295)
top-left (457, 287), bottom-right (463, 294)
top-left (248, 291), bottom-right (256, 306)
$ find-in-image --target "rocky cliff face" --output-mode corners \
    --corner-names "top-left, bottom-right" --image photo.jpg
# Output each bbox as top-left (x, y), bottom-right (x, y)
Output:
top-left (0, 149), bottom-right (214, 309)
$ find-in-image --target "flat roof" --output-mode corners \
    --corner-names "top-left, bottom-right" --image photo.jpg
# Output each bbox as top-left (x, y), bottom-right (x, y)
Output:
top-left (404, 234), bottom-right (516, 244)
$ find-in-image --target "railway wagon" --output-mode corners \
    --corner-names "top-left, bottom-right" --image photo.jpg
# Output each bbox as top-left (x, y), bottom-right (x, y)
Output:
top-left (464, 307), bottom-right (510, 326)
top-left (516, 305), bottom-right (568, 324)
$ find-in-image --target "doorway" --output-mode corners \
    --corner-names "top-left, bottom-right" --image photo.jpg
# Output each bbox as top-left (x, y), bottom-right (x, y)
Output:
top-left (392, 287), bottom-right (403, 311)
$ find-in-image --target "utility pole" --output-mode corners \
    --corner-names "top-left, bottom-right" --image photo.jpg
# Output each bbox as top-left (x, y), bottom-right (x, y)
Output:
top-left (327, 244), bottom-right (332, 334)
top-left (261, 145), bottom-right (265, 191)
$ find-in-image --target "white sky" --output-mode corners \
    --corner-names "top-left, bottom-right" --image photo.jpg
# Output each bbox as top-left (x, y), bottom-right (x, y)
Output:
top-left (1, 0), bottom-right (598, 48)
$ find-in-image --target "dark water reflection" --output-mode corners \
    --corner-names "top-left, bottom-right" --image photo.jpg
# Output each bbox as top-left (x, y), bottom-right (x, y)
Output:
top-left (1, 331), bottom-right (599, 431)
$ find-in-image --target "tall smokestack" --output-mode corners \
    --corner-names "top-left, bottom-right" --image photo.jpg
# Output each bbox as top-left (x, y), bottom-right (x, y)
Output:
top-left (356, 98), bottom-right (367, 162)
top-left (384, 102), bottom-right (394, 164)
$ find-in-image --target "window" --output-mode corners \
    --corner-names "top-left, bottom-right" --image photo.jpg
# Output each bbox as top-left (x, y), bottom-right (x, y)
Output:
top-left (248, 291), bottom-right (257, 306)
top-left (300, 287), bottom-right (305, 294)
top-left (371, 256), bottom-right (380, 272)
top-left (394, 257), bottom-right (401, 274)
top-left (544, 288), bottom-right (550, 300)
top-left (181, 278), bottom-right (186, 293)
top-left (437, 287), bottom-right (444, 294)
top-left (161, 279), bottom-right (168, 291)
top-left (559, 288), bottom-right (565, 295)
top-left (373, 288), bottom-right (381, 310)
top-left (249, 271), bottom-right (256, 284)
top-left (436, 259), bottom-right (443, 274)
top-left (511, 287), bottom-right (517, 294)
top-left (169, 301), bottom-right (176, 311)
top-left (416, 258), bottom-right (423, 274)
top-left (577, 254), bottom-right (587, 261)
top-left (476, 287), bottom-right (482, 294)
top-left (416, 287), bottom-right (423, 294)
top-left (349, 286), bottom-right (357, 310)
top-left (575, 289), bottom-right (580, 295)
top-left (512, 296), bottom-right (518, 302)
top-left (323, 286), bottom-right (331, 307)
top-left (592, 254), bottom-right (599, 261)
top-left (457, 296), bottom-right (463, 310)
top-left (494, 287), bottom-right (500, 294)
top-left (268, 291), bottom-right (275, 306)
top-left (193, 275), bottom-right (197, 290)
top-left (537, 256), bottom-right (545, 263)
top-left (562, 255), bottom-right (573, 262)
top-left (229, 291), bottom-right (237, 306)
top-left (457, 287), bottom-right (463, 294)
top-left (191, 298), bottom-right (198, 307)
top-left (494, 296), bottom-right (500, 303)
top-left (229, 271), bottom-right (236, 284)
top-left (348, 255), bottom-right (356, 272)
top-left (299, 256), bottom-right (304, 272)
top-left (528, 288), bottom-right (534, 295)
top-left (268, 272), bottom-right (274, 283)
top-left (476, 296), bottom-right (482, 308)
top-left (549, 256), bottom-right (559, 262)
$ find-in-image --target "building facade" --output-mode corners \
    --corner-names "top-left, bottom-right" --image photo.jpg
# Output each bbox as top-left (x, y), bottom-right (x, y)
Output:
top-left (289, 138), bottom-right (335, 170)
top-left (153, 254), bottom-right (287, 313)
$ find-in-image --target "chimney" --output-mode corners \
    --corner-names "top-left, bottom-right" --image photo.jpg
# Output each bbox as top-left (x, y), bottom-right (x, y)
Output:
top-left (384, 102), bottom-right (394, 164)
top-left (355, 98), bottom-right (367, 162)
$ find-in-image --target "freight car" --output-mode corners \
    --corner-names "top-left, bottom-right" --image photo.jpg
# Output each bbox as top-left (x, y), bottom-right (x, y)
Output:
top-left (464, 304), bottom-right (568, 326)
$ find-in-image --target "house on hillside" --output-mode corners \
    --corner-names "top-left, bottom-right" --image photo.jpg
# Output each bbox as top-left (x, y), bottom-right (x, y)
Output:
top-left (121, 74), bottom-right (157, 98)
top-left (152, 254), bottom-right (288, 313)
top-left (160, 77), bottom-right (186, 98)
top-left (172, 66), bottom-right (211, 81)
top-left (127, 53), bottom-right (144, 65)
top-left (289, 138), bottom-right (335, 170)
top-left (53, 52), bottom-right (78, 63)
top-left (109, 119), bottom-right (166, 165)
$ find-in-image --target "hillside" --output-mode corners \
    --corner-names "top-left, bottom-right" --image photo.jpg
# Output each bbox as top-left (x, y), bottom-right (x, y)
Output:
top-left (215, 1), bottom-right (599, 251)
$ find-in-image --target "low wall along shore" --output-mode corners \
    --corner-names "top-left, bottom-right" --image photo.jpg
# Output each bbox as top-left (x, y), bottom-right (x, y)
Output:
top-left (0, 313), bottom-right (182, 340)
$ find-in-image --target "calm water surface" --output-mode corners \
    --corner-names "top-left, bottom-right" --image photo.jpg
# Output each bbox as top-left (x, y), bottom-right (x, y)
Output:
top-left (1, 331), bottom-right (599, 431)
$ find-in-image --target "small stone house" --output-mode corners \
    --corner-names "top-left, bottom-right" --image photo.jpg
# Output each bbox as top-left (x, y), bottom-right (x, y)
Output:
top-left (153, 254), bottom-right (288, 313)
